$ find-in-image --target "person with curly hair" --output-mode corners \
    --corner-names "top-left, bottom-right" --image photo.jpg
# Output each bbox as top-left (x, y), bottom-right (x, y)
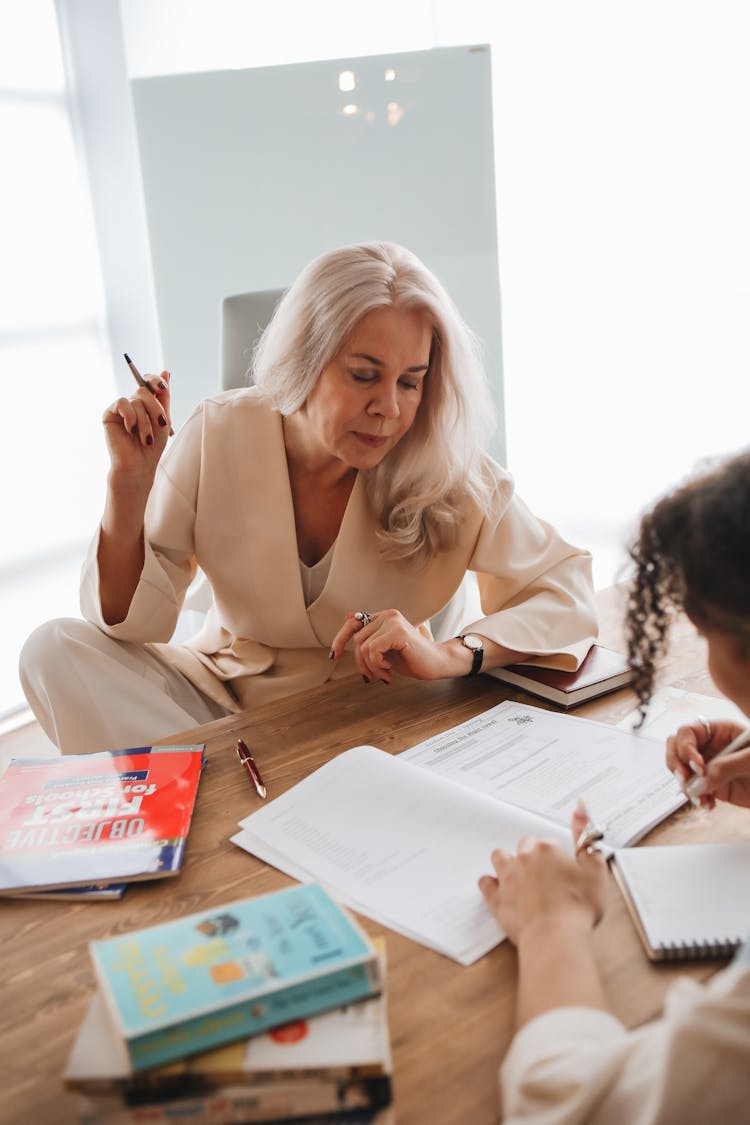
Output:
top-left (480, 449), bottom-right (750, 1124)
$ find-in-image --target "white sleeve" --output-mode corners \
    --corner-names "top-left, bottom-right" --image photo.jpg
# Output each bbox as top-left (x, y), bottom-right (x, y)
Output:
top-left (500, 963), bottom-right (750, 1124)
top-left (464, 474), bottom-right (598, 668)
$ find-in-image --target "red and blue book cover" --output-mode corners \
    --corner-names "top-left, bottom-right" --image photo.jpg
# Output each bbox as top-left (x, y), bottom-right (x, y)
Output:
top-left (0, 744), bottom-right (205, 894)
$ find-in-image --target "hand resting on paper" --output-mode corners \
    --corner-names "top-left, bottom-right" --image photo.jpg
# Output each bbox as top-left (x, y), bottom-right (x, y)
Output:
top-left (667, 719), bottom-right (750, 810)
top-left (478, 805), bottom-right (608, 1026)
top-left (478, 805), bottom-right (607, 947)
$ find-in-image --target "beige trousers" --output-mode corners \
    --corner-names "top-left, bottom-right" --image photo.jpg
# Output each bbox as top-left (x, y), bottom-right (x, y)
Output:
top-left (19, 618), bottom-right (229, 755)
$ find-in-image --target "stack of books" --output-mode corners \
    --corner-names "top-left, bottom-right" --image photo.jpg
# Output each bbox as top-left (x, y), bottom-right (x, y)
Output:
top-left (0, 744), bottom-right (206, 900)
top-left (64, 883), bottom-right (394, 1124)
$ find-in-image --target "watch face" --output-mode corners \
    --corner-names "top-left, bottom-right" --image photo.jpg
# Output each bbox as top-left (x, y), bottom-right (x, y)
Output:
top-left (462, 634), bottom-right (482, 652)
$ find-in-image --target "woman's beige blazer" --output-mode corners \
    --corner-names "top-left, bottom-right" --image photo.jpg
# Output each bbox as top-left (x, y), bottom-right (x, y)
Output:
top-left (81, 390), bottom-right (598, 712)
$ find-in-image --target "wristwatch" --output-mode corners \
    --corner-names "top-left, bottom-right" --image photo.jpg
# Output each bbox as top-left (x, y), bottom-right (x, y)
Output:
top-left (457, 633), bottom-right (484, 677)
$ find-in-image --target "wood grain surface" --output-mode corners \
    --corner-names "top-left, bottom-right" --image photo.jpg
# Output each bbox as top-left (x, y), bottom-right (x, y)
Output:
top-left (2, 587), bottom-right (746, 1125)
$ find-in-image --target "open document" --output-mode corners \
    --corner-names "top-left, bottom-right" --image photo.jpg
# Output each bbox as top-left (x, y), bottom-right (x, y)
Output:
top-left (401, 701), bottom-right (685, 848)
top-left (232, 745), bottom-right (570, 965)
top-left (232, 702), bottom-right (685, 965)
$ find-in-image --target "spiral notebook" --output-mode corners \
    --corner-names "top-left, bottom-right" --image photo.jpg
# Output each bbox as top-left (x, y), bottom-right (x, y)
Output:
top-left (612, 842), bottom-right (750, 962)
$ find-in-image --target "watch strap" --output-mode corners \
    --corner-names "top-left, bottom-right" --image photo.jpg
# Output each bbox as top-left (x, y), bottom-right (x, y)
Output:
top-left (458, 634), bottom-right (484, 677)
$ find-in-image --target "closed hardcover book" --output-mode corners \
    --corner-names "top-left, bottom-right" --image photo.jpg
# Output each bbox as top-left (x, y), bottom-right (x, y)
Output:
top-left (89, 884), bottom-right (382, 1071)
top-left (0, 745), bottom-right (205, 895)
top-left (66, 945), bottom-right (392, 1122)
top-left (487, 644), bottom-right (633, 708)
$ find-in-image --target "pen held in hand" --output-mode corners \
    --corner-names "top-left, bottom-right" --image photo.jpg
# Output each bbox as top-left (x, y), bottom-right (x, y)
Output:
top-left (123, 352), bottom-right (174, 436)
top-left (682, 726), bottom-right (750, 805)
top-left (574, 798), bottom-right (605, 857)
top-left (236, 738), bottom-right (267, 800)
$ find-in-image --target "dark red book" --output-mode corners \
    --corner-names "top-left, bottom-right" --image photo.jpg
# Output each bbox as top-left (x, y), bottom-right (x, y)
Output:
top-left (488, 644), bottom-right (633, 709)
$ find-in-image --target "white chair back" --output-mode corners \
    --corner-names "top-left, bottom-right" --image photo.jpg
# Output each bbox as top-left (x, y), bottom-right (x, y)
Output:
top-left (220, 288), bottom-right (285, 389)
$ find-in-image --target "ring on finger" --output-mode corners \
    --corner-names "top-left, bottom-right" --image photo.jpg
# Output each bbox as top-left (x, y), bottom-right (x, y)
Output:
top-left (354, 611), bottom-right (372, 628)
top-left (574, 822), bottom-right (604, 858)
top-left (696, 714), bottom-right (712, 743)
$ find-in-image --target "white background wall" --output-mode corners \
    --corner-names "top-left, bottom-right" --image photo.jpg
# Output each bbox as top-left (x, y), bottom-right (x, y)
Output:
top-left (120, 0), bottom-right (750, 585)
top-left (2, 0), bottom-right (749, 717)
top-left (130, 46), bottom-right (505, 457)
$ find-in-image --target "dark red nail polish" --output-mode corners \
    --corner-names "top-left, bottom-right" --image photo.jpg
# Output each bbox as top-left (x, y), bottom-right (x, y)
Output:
top-left (131, 424), bottom-right (137, 434)
top-left (328, 648), bottom-right (335, 660)
top-left (159, 381), bottom-right (167, 390)
top-left (158, 414), bottom-right (167, 427)
top-left (362, 675), bottom-right (371, 684)
top-left (146, 434), bottom-right (153, 445)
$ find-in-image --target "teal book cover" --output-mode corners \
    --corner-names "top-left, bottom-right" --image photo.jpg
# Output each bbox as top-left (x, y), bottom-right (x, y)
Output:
top-left (90, 884), bottom-right (381, 1071)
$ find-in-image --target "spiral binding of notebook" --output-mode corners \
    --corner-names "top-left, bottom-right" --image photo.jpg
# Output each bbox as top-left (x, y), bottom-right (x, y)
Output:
top-left (658, 936), bottom-right (743, 963)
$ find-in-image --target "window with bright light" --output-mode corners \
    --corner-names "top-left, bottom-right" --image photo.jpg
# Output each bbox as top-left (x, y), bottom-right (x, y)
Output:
top-left (0, 1), bottom-right (114, 717)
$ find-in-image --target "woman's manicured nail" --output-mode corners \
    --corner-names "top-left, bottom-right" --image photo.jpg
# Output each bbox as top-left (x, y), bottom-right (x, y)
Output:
top-left (146, 434), bottom-right (153, 445)
top-left (158, 414), bottom-right (167, 427)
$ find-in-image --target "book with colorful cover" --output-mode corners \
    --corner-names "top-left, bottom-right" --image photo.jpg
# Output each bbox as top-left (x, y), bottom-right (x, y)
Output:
top-left (487, 643), bottom-right (634, 708)
top-left (89, 883), bottom-right (382, 1072)
top-left (66, 943), bottom-right (392, 1121)
top-left (0, 745), bottom-right (205, 895)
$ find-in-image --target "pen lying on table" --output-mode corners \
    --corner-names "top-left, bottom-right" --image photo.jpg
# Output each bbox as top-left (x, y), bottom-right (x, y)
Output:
top-left (682, 726), bottom-right (750, 805)
top-left (124, 352), bottom-right (174, 435)
top-left (236, 738), bottom-right (267, 800)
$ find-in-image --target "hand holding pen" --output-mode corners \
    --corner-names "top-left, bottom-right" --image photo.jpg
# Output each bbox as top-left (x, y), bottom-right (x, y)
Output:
top-left (667, 718), bottom-right (750, 809)
top-left (101, 354), bottom-right (172, 480)
top-left (124, 353), bottom-right (174, 437)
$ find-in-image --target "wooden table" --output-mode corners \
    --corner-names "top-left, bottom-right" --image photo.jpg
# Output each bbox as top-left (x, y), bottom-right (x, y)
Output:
top-left (2, 587), bottom-right (748, 1125)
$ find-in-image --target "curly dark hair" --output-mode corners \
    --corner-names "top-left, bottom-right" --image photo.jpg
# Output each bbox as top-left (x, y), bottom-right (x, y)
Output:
top-left (626, 449), bottom-right (750, 724)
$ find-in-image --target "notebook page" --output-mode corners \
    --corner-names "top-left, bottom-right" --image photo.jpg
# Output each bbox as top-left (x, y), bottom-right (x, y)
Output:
top-left (613, 843), bottom-right (750, 948)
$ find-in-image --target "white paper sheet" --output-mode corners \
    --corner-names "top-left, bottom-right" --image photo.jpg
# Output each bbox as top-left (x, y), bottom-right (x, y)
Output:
top-left (401, 700), bottom-right (685, 848)
top-left (233, 745), bottom-right (570, 965)
top-left (616, 686), bottom-right (747, 742)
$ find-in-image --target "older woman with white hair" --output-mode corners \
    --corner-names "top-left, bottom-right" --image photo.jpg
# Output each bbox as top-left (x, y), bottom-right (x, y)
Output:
top-left (21, 241), bottom-right (597, 754)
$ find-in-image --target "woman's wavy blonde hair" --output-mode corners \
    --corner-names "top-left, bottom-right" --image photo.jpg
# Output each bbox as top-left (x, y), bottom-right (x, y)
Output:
top-left (253, 241), bottom-right (497, 565)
